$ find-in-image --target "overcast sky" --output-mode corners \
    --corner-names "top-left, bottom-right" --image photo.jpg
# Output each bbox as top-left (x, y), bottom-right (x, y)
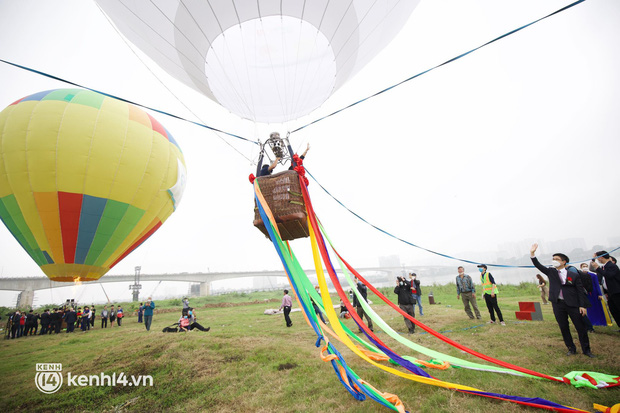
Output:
top-left (1, 0), bottom-right (619, 305)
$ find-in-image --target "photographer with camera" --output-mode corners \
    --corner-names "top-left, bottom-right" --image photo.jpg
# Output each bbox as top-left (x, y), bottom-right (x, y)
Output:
top-left (394, 276), bottom-right (416, 334)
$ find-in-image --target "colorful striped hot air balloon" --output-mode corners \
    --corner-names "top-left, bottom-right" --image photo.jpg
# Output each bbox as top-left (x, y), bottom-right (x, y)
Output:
top-left (0, 89), bottom-right (186, 282)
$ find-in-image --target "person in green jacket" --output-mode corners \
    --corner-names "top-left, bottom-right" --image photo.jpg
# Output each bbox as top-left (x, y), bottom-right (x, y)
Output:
top-left (478, 264), bottom-right (505, 325)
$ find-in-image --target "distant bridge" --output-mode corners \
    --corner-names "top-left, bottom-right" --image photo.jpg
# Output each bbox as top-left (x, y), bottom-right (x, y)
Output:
top-left (0, 266), bottom-right (416, 307)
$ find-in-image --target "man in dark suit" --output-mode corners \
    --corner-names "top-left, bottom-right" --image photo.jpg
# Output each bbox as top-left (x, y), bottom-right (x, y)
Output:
top-left (591, 250), bottom-right (620, 331)
top-left (530, 243), bottom-right (594, 357)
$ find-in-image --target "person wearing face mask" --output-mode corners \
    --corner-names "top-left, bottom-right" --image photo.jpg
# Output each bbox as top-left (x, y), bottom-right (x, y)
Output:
top-left (530, 244), bottom-right (594, 358)
top-left (477, 264), bottom-right (505, 326)
top-left (591, 251), bottom-right (620, 331)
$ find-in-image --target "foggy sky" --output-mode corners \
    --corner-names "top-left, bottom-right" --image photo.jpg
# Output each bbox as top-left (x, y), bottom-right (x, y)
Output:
top-left (0, 0), bottom-right (619, 306)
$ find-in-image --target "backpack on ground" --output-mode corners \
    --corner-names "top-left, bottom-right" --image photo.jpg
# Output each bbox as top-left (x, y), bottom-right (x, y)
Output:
top-left (162, 323), bottom-right (179, 333)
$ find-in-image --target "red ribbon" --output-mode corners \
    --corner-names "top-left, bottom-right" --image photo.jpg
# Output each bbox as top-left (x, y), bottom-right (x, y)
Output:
top-left (293, 155), bottom-right (309, 186)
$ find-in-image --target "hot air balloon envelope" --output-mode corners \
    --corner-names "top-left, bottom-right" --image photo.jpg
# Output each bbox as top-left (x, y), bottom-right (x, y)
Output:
top-left (96, 0), bottom-right (421, 123)
top-left (0, 89), bottom-right (186, 282)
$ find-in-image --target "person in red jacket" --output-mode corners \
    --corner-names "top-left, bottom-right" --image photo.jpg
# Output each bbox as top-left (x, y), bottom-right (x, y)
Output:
top-left (116, 306), bottom-right (124, 326)
top-left (18, 312), bottom-right (26, 338)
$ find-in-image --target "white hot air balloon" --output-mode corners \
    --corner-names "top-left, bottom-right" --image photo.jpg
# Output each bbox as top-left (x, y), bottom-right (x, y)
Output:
top-left (96, 0), bottom-right (420, 123)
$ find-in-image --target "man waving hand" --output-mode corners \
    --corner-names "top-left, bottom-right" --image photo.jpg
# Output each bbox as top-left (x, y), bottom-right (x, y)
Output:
top-left (530, 243), bottom-right (593, 358)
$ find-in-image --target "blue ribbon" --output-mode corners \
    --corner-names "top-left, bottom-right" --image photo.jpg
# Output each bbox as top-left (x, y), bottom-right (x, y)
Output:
top-left (0, 58), bottom-right (257, 145)
top-left (305, 169), bottom-right (620, 268)
top-left (290, 0), bottom-right (587, 134)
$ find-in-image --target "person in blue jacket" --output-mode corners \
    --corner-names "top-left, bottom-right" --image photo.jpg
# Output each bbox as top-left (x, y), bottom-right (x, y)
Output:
top-left (143, 297), bottom-right (155, 331)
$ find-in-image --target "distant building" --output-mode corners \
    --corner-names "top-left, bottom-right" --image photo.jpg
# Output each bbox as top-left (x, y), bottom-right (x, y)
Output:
top-left (378, 255), bottom-right (400, 268)
top-left (608, 236), bottom-right (620, 248)
top-left (189, 283), bottom-right (201, 297)
top-left (498, 238), bottom-right (538, 259)
top-left (253, 276), bottom-right (275, 290)
top-left (545, 238), bottom-right (586, 254)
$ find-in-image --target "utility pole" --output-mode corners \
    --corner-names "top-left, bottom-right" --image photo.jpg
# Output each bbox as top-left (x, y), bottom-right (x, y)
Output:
top-left (130, 266), bottom-right (142, 302)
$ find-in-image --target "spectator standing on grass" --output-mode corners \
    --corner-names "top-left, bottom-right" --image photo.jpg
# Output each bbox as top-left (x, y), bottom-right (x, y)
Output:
top-left (90, 306), bottom-right (96, 328)
top-left (536, 274), bottom-right (549, 305)
top-left (353, 277), bottom-right (374, 332)
top-left (116, 306), bottom-right (124, 326)
top-left (311, 286), bottom-right (328, 325)
top-left (25, 310), bottom-right (34, 336)
top-left (28, 311), bottom-right (40, 336)
top-left (137, 303), bottom-right (144, 323)
top-left (591, 251), bottom-right (620, 331)
top-left (85, 306), bottom-right (91, 330)
top-left (10, 311), bottom-right (20, 339)
top-left (579, 263), bottom-right (596, 333)
top-left (49, 309), bottom-right (57, 334)
top-left (76, 307), bottom-right (82, 330)
top-left (530, 243), bottom-right (594, 358)
top-left (478, 264), bottom-right (505, 326)
top-left (39, 309), bottom-right (50, 335)
top-left (278, 290), bottom-right (293, 328)
top-left (81, 306), bottom-right (90, 332)
top-left (456, 267), bottom-right (482, 320)
top-left (394, 276), bottom-right (416, 334)
top-left (64, 307), bottom-right (77, 333)
top-left (101, 306), bottom-right (109, 328)
top-left (109, 305), bottom-right (116, 327)
top-left (182, 297), bottom-right (190, 311)
top-left (18, 312), bottom-right (26, 337)
top-left (143, 297), bottom-right (155, 331)
top-left (409, 273), bottom-right (424, 316)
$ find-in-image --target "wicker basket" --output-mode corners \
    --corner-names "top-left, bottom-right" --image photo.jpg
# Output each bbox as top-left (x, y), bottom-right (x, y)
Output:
top-left (253, 170), bottom-right (309, 240)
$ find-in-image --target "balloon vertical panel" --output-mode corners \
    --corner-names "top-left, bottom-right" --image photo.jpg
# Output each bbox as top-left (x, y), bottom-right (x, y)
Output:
top-left (0, 89), bottom-right (186, 282)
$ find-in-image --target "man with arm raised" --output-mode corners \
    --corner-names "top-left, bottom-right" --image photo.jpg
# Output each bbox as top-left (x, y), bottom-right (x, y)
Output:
top-left (530, 243), bottom-right (594, 358)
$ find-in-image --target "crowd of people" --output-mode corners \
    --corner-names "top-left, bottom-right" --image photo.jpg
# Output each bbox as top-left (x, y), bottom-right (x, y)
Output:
top-left (276, 244), bottom-right (619, 361)
top-left (5, 296), bottom-right (158, 338)
top-left (6, 304), bottom-right (126, 338)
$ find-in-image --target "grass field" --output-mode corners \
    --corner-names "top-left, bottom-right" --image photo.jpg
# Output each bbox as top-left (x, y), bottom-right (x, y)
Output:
top-left (0, 283), bottom-right (618, 412)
